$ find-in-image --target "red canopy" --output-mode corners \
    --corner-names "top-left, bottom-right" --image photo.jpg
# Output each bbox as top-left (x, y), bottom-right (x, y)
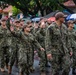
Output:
top-left (0, 8), bottom-right (3, 13)
top-left (48, 17), bottom-right (55, 22)
top-left (63, 0), bottom-right (76, 7)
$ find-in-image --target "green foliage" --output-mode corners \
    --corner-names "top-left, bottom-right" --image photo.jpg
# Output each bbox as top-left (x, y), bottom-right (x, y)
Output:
top-left (12, 6), bottom-right (21, 16)
top-left (0, 1), bottom-right (8, 9)
top-left (0, 0), bottom-right (71, 16)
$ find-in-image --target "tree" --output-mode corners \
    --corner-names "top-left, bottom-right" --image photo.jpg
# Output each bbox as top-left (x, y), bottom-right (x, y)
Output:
top-left (56, 0), bottom-right (74, 14)
top-left (0, 1), bottom-right (8, 9)
top-left (0, 0), bottom-right (75, 16)
top-left (34, 0), bottom-right (60, 16)
top-left (12, 6), bottom-right (21, 16)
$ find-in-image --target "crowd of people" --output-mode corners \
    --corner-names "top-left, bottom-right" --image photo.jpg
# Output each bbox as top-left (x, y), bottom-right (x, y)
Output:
top-left (0, 12), bottom-right (76, 75)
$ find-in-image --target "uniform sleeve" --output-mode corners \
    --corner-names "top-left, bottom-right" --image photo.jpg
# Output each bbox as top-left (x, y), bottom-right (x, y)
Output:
top-left (67, 31), bottom-right (73, 53)
top-left (20, 32), bottom-right (28, 41)
top-left (14, 30), bottom-right (22, 37)
top-left (45, 27), bottom-right (53, 54)
top-left (33, 37), bottom-right (42, 49)
top-left (35, 29), bottom-right (43, 41)
top-left (32, 29), bottom-right (42, 49)
top-left (6, 18), bottom-right (22, 37)
top-left (74, 30), bottom-right (76, 37)
top-left (21, 33), bottom-right (42, 49)
top-left (6, 18), bottom-right (11, 30)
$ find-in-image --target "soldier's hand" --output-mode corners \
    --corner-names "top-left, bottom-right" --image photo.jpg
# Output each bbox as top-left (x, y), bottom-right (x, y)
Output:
top-left (10, 26), bottom-right (14, 32)
top-left (70, 51), bottom-right (73, 56)
top-left (47, 54), bottom-right (52, 60)
top-left (40, 48), bottom-right (45, 51)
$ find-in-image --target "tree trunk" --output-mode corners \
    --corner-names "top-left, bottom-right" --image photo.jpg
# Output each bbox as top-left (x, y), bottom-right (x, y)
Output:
top-left (35, 0), bottom-right (44, 16)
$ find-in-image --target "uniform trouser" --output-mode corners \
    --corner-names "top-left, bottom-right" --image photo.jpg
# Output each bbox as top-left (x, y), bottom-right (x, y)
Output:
top-left (0, 46), bottom-right (10, 68)
top-left (9, 48), bottom-right (16, 68)
top-left (9, 45), bottom-right (19, 68)
top-left (72, 47), bottom-right (76, 69)
top-left (38, 50), bottom-right (47, 71)
top-left (18, 52), bottom-right (34, 74)
top-left (48, 53), bottom-right (71, 75)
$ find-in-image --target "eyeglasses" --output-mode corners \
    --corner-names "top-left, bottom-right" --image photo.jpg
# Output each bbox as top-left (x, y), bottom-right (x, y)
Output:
top-left (27, 26), bottom-right (32, 28)
top-left (70, 23), bottom-right (74, 24)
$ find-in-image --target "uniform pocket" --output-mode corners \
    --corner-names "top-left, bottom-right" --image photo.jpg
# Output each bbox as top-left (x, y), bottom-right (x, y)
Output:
top-left (62, 53), bottom-right (71, 68)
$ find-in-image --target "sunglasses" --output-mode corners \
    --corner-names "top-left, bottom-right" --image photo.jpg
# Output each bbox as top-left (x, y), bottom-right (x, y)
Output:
top-left (27, 26), bottom-right (32, 28)
top-left (69, 23), bottom-right (74, 24)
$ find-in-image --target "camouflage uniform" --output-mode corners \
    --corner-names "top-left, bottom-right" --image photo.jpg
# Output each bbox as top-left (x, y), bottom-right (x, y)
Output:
top-left (68, 29), bottom-right (76, 74)
top-left (6, 19), bottom-right (25, 73)
top-left (31, 25), bottom-right (40, 65)
top-left (0, 26), bottom-right (12, 69)
top-left (9, 27), bottom-right (22, 68)
top-left (12, 30), bottom-right (42, 74)
top-left (45, 22), bottom-right (72, 75)
top-left (36, 28), bottom-right (47, 71)
top-left (31, 26), bottom-right (39, 36)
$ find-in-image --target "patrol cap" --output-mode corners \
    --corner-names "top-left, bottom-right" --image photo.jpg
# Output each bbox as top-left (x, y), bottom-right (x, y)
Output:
top-left (22, 24), bottom-right (28, 31)
top-left (23, 22), bottom-right (32, 29)
top-left (67, 20), bottom-right (74, 24)
top-left (19, 19), bottom-right (25, 22)
top-left (55, 12), bottom-right (67, 20)
top-left (15, 19), bottom-right (20, 23)
top-left (26, 20), bottom-right (32, 24)
top-left (1, 18), bottom-right (7, 21)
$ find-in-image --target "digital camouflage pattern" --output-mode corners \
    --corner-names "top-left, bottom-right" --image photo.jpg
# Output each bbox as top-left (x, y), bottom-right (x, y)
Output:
top-left (0, 26), bottom-right (12, 68)
top-left (36, 28), bottom-right (47, 71)
top-left (45, 22), bottom-right (72, 75)
top-left (68, 29), bottom-right (76, 69)
top-left (9, 28), bottom-right (22, 68)
top-left (11, 29), bottom-right (42, 73)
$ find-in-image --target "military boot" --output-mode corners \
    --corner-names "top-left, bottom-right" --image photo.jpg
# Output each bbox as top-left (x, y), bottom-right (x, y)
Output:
top-left (72, 68), bottom-right (76, 75)
top-left (5, 64), bottom-right (8, 69)
top-left (19, 72), bottom-right (23, 75)
top-left (40, 72), bottom-right (46, 75)
top-left (20, 70), bottom-right (26, 75)
top-left (29, 67), bottom-right (35, 73)
top-left (54, 72), bottom-right (59, 75)
top-left (40, 68), bottom-right (46, 75)
top-left (62, 71), bottom-right (69, 75)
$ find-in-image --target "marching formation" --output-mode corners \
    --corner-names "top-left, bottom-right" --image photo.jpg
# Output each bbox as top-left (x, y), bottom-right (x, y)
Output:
top-left (0, 12), bottom-right (76, 75)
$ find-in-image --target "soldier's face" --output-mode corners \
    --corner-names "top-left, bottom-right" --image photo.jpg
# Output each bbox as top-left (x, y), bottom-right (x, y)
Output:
top-left (24, 26), bottom-right (31, 32)
top-left (47, 20), bottom-right (52, 25)
top-left (15, 22), bottom-right (20, 27)
top-left (40, 22), bottom-right (46, 28)
top-left (1, 21), bottom-right (6, 26)
top-left (34, 23), bottom-right (39, 28)
top-left (59, 17), bottom-right (65, 23)
top-left (69, 23), bottom-right (74, 28)
top-left (29, 23), bottom-right (32, 27)
top-left (20, 21), bottom-right (24, 25)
